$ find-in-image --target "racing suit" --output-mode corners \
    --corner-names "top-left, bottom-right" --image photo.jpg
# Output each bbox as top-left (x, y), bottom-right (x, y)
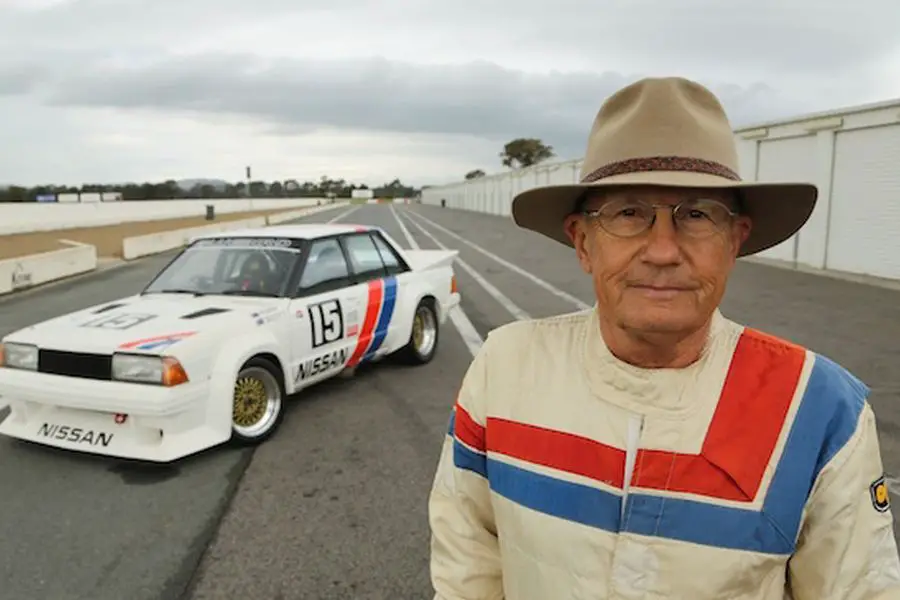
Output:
top-left (429, 308), bottom-right (900, 599)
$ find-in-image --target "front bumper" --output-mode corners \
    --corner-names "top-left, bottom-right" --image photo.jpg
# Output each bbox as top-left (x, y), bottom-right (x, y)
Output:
top-left (0, 368), bottom-right (226, 462)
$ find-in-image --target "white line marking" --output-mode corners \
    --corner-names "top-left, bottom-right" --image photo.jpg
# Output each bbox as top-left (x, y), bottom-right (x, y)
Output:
top-left (404, 209), bottom-right (591, 311)
top-left (390, 203), bottom-right (420, 250)
top-left (327, 206), bottom-right (360, 223)
top-left (389, 205), bottom-right (483, 357)
top-left (399, 211), bottom-right (530, 321)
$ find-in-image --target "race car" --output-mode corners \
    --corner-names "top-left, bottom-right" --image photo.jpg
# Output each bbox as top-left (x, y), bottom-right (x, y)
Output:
top-left (0, 223), bottom-right (461, 462)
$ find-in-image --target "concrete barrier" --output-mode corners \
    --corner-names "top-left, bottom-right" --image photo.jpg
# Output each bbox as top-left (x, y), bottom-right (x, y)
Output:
top-left (122, 202), bottom-right (350, 260)
top-left (265, 207), bottom-right (326, 225)
top-left (0, 197), bottom-right (330, 236)
top-left (0, 240), bottom-right (97, 296)
top-left (0, 202), bottom-right (351, 297)
top-left (122, 217), bottom-right (268, 260)
top-left (261, 202), bottom-right (349, 226)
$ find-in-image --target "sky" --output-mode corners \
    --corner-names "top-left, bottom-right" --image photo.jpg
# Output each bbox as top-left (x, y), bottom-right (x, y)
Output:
top-left (1, 0), bottom-right (899, 188)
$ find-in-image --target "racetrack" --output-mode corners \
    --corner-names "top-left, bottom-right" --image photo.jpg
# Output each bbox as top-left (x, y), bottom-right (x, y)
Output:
top-left (1, 202), bottom-right (899, 600)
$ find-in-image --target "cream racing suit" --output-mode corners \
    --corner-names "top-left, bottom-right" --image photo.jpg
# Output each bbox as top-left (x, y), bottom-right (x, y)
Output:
top-left (429, 308), bottom-right (900, 599)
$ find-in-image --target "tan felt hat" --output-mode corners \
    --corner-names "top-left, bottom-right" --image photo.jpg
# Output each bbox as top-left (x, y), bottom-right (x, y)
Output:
top-left (510, 76), bottom-right (818, 256)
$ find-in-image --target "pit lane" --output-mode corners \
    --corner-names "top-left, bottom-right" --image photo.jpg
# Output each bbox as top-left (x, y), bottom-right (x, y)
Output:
top-left (1, 203), bottom-right (898, 600)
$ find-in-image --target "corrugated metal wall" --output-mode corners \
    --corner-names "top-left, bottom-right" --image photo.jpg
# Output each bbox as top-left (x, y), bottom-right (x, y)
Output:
top-left (420, 99), bottom-right (900, 281)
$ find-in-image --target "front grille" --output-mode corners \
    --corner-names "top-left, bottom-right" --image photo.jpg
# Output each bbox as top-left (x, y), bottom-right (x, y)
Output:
top-left (38, 349), bottom-right (112, 381)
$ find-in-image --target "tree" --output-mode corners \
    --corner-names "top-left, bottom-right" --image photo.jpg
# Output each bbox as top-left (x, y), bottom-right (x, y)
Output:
top-left (0, 175), bottom-right (421, 202)
top-left (372, 178), bottom-right (416, 199)
top-left (465, 169), bottom-right (486, 180)
top-left (269, 181), bottom-right (284, 197)
top-left (499, 138), bottom-right (555, 169)
top-left (248, 180), bottom-right (268, 197)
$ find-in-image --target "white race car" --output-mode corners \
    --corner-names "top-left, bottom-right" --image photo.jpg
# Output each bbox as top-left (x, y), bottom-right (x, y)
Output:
top-left (0, 223), bottom-right (461, 462)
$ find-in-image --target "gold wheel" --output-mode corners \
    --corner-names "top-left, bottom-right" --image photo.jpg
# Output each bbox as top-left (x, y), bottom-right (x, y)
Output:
top-left (231, 364), bottom-right (283, 440)
top-left (233, 376), bottom-right (268, 427)
top-left (413, 312), bottom-right (424, 348)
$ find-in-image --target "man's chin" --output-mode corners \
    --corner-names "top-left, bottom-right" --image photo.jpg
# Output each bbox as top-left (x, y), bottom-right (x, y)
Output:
top-left (618, 306), bottom-right (700, 335)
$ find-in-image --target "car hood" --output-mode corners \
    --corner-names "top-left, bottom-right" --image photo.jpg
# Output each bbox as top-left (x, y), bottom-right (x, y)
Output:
top-left (5, 293), bottom-right (285, 355)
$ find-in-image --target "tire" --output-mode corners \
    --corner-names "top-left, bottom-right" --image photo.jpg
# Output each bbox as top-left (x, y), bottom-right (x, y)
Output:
top-left (396, 298), bottom-right (440, 365)
top-left (230, 356), bottom-right (286, 445)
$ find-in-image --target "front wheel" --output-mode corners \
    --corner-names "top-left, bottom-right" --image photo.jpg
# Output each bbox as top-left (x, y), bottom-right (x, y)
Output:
top-left (230, 357), bottom-right (286, 445)
top-left (396, 298), bottom-right (439, 365)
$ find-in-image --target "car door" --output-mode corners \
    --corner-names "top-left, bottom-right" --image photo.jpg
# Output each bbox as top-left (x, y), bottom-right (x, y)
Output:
top-left (368, 230), bottom-right (415, 353)
top-left (338, 231), bottom-right (403, 365)
top-left (287, 237), bottom-right (362, 389)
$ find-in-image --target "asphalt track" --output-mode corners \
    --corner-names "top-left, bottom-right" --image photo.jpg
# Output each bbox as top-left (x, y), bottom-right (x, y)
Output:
top-left (1, 202), bottom-right (898, 600)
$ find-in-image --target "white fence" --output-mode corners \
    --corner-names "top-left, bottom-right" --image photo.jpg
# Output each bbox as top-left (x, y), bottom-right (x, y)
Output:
top-left (421, 97), bottom-right (900, 281)
top-left (0, 197), bottom-right (331, 236)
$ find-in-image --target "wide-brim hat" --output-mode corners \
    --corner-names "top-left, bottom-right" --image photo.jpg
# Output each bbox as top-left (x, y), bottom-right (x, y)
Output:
top-left (510, 77), bottom-right (818, 257)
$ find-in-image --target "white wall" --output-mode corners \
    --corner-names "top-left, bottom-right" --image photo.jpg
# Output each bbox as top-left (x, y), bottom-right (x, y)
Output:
top-left (421, 97), bottom-right (900, 281)
top-left (0, 197), bottom-right (330, 235)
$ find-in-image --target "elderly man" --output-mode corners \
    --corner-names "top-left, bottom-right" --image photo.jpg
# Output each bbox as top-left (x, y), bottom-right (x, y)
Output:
top-left (427, 77), bottom-right (900, 599)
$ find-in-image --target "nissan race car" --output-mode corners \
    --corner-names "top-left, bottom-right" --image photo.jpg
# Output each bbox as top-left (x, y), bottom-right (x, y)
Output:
top-left (0, 223), bottom-right (460, 462)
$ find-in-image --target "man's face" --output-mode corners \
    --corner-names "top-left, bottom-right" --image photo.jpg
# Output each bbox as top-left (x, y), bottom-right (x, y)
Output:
top-left (564, 185), bottom-right (752, 338)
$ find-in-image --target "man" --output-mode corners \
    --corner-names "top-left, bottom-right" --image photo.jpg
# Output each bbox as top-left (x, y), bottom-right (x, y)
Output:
top-left (236, 251), bottom-right (276, 293)
top-left (427, 77), bottom-right (900, 599)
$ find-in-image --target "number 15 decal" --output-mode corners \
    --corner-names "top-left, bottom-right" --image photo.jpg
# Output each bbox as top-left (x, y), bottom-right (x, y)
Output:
top-left (308, 298), bottom-right (344, 348)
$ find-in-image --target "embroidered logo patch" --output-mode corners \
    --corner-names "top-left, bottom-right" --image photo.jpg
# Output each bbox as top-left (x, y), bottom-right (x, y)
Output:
top-left (870, 475), bottom-right (890, 513)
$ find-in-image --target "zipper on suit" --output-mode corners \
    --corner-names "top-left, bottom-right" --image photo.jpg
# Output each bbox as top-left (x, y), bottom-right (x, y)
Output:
top-left (620, 414), bottom-right (645, 522)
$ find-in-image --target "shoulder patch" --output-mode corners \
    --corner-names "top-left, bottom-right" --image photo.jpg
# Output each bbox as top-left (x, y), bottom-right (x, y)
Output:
top-left (871, 475), bottom-right (891, 513)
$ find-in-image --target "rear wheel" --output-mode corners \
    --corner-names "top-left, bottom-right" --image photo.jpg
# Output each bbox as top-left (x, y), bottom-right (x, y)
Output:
top-left (230, 357), bottom-right (285, 445)
top-left (396, 298), bottom-right (439, 365)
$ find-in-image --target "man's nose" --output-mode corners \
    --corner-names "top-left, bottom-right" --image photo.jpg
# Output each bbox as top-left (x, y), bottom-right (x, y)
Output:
top-left (641, 208), bottom-right (682, 264)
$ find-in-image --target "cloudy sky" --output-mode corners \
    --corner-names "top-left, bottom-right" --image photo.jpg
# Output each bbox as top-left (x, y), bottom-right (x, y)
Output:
top-left (1, 0), bottom-right (899, 188)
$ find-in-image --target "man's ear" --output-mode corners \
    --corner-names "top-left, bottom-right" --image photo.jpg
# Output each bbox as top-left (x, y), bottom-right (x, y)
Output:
top-left (564, 214), bottom-right (593, 274)
top-left (731, 216), bottom-right (752, 260)
top-left (563, 213), bottom-right (580, 245)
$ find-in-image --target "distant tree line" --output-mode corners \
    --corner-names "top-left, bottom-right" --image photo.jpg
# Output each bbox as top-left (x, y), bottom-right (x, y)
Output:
top-left (0, 135), bottom-right (563, 202)
top-left (465, 137), bottom-right (557, 180)
top-left (0, 176), bottom-right (419, 203)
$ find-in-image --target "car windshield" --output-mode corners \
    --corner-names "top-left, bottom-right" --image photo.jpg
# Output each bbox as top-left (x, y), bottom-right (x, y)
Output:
top-left (142, 236), bottom-right (306, 297)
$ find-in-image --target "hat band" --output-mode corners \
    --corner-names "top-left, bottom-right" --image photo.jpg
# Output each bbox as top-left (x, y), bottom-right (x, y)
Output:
top-left (581, 155), bottom-right (741, 183)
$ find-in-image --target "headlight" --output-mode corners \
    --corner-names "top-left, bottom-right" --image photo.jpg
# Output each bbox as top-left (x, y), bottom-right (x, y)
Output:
top-left (112, 353), bottom-right (189, 386)
top-left (0, 342), bottom-right (38, 370)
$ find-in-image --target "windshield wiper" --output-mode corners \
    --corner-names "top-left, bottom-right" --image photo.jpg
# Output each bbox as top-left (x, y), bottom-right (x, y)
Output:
top-left (147, 289), bottom-right (206, 297)
top-left (220, 289), bottom-right (280, 298)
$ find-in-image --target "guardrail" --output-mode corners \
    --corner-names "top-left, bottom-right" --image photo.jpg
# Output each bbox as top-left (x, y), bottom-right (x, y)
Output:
top-left (0, 240), bottom-right (97, 296)
top-left (0, 197), bottom-right (331, 236)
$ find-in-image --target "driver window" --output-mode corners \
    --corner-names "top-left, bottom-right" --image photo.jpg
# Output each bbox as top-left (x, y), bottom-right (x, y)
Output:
top-left (297, 238), bottom-right (352, 296)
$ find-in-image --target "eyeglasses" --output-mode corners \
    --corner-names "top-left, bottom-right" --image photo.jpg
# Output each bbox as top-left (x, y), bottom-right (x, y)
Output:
top-left (581, 198), bottom-right (738, 239)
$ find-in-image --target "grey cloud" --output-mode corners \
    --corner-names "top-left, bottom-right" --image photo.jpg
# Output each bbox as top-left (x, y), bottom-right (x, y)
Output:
top-left (410, 0), bottom-right (900, 77)
top-left (1, 0), bottom-right (896, 182)
top-left (5, 0), bottom-right (897, 78)
top-left (34, 53), bottom-right (809, 160)
top-left (0, 63), bottom-right (48, 95)
top-left (0, 0), bottom-right (364, 46)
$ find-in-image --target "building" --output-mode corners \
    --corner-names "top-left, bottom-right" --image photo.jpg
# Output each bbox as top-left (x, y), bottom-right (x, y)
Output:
top-left (421, 97), bottom-right (900, 281)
